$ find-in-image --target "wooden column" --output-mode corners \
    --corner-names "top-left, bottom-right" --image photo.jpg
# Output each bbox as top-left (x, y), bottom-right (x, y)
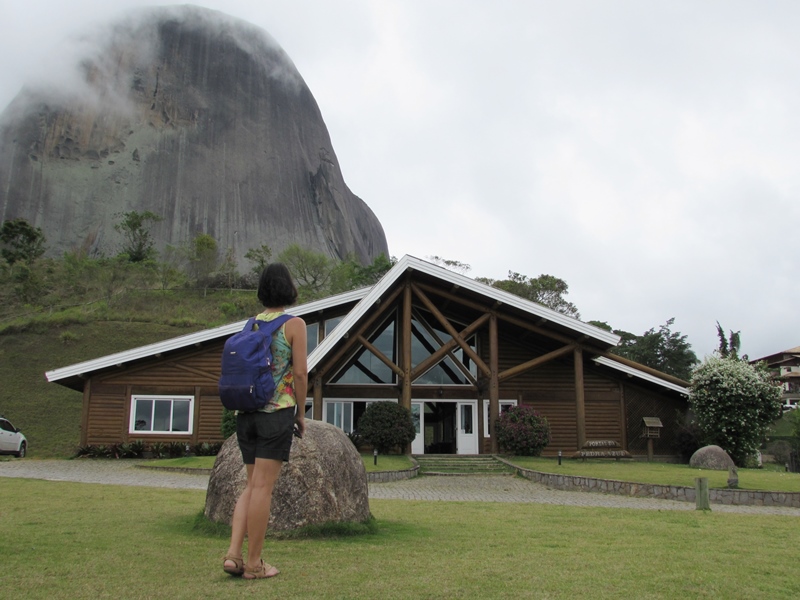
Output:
top-left (401, 283), bottom-right (413, 411)
top-left (574, 347), bottom-right (586, 449)
top-left (313, 376), bottom-right (323, 421)
top-left (489, 313), bottom-right (500, 454)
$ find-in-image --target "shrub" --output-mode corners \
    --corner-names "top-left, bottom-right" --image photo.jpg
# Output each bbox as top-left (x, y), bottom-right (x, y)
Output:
top-left (221, 408), bottom-right (236, 439)
top-left (191, 441), bottom-right (222, 456)
top-left (148, 442), bottom-right (167, 459)
top-left (765, 440), bottom-right (792, 465)
top-left (357, 402), bottom-right (416, 454)
top-left (690, 357), bottom-right (783, 466)
top-left (167, 441), bottom-right (187, 458)
top-left (495, 405), bottom-right (551, 456)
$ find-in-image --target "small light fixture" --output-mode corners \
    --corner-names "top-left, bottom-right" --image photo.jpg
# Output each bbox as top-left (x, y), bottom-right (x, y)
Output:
top-left (373, 448), bottom-right (378, 466)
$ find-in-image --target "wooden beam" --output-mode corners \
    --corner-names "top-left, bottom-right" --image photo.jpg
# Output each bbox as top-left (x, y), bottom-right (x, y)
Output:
top-left (413, 281), bottom-right (580, 347)
top-left (489, 313), bottom-right (500, 454)
top-left (575, 347), bottom-right (586, 449)
top-left (356, 334), bottom-right (405, 379)
top-left (313, 376), bottom-right (323, 421)
top-left (498, 343), bottom-right (577, 383)
top-left (401, 284), bottom-right (413, 410)
top-left (314, 285), bottom-right (404, 379)
top-left (411, 283), bottom-right (490, 377)
top-left (410, 312), bottom-right (490, 382)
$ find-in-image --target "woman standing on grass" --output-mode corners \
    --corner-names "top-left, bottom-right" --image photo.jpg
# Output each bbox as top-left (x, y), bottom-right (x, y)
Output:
top-left (222, 263), bottom-right (307, 580)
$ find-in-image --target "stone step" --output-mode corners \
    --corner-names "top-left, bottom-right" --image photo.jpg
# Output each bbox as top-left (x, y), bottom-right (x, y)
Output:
top-left (413, 455), bottom-right (514, 475)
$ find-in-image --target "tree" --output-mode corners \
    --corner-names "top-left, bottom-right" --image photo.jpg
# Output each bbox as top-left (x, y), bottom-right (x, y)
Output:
top-left (0, 218), bottom-right (46, 265)
top-left (330, 253), bottom-right (394, 293)
top-left (495, 405), bottom-right (551, 456)
top-left (426, 255), bottom-right (471, 275)
top-left (716, 322), bottom-right (744, 360)
top-left (278, 244), bottom-right (335, 301)
top-left (113, 211), bottom-right (163, 262)
top-left (611, 318), bottom-right (697, 381)
top-left (186, 234), bottom-right (219, 294)
top-left (244, 244), bottom-right (273, 275)
top-left (478, 271), bottom-right (580, 318)
top-left (689, 356), bottom-right (783, 466)
top-left (356, 401), bottom-right (416, 454)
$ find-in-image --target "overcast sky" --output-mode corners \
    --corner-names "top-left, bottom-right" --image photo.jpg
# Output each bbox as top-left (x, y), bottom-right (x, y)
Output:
top-left (2, 0), bottom-right (799, 362)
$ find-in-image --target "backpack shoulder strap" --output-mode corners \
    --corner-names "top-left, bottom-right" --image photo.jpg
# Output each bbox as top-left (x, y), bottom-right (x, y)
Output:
top-left (254, 314), bottom-right (294, 337)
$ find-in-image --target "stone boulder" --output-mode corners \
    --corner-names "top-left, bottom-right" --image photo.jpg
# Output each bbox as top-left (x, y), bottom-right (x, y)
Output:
top-left (689, 445), bottom-right (736, 470)
top-left (204, 420), bottom-right (370, 533)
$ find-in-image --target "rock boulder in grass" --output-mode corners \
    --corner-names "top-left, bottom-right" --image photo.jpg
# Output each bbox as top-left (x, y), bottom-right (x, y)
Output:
top-left (689, 445), bottom-right (736, 470)
top-left (204, 420), bottom-right (370, 533)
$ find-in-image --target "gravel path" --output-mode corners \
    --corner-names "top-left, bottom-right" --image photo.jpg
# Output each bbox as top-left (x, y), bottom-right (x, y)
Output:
top-left (2, 459), bottom-right (799, 516)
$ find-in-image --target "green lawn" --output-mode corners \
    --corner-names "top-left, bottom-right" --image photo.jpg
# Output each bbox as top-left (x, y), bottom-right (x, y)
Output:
top-left (505, 456), bottom-right (800, 492)
top-left (148, 454), bottom-right (414, 472)
top-left (1, 478), bottom-right (798, 599)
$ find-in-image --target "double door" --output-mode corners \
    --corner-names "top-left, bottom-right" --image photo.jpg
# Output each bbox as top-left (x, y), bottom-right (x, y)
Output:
top-left (411, 400), bottom-right (478, 455)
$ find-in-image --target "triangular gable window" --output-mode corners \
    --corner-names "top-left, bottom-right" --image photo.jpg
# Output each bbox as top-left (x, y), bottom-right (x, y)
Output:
top-left (329, 313), bottom-right (397, 385)
top-left (411, 311), bottom-right (477, 386)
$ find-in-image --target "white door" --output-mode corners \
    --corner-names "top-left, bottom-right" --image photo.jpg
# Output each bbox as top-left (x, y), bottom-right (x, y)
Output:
top-left (456, 401), bottom-right (478, 455)
top-left (411, 402), bottom-right (425, 454)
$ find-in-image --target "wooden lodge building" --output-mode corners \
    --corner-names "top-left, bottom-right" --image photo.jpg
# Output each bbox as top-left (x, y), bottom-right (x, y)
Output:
top-left (46, 255), bottom-right (690, 458)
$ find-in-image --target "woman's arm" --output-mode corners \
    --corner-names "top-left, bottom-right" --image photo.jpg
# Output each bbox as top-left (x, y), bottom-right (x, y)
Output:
top-left (285, 316), bottom-right (308, 435)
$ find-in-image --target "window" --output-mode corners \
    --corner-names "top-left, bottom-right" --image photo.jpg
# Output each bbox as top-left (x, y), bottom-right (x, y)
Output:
top-left (130, 395), bottom-right (194, 434)
top-left (306, 322), bottom-right (320, 354)
top-left (325, 316), bottom-right (343, 336)
top-left (482, 399), bottom-right (517, 437)
top-left (325, 401), bottom-right (353, 433)
top-left (411, 311), bottom-right (477, 385)
top-left (330, 314), bottom-right (397, 385)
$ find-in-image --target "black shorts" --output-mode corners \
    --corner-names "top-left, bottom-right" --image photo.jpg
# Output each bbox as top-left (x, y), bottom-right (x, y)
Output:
top-left (236, 407), bottom-right (295, 464)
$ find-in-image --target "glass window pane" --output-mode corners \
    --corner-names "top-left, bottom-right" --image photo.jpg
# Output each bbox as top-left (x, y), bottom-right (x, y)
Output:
top-left (344, 403), bottom-right (352, 433)
top-left (325, 317), bottom-right (342, 336)
top-left (305, 401), bottom-right (313, 419)
top-left (461, 405), bottom-right (473, 434)
top-left (411, 404), bottom-right (421, 434)
top-left (306, 323), bottom-right (319, 354)
top-left (326, 403), bottom-right (336, 426)
top-left (172, 401), bottom-right (190, 432)
top-left (153, 400), bottom-right (171, 432)
top-left (134, 399), bottom-right (153, 431)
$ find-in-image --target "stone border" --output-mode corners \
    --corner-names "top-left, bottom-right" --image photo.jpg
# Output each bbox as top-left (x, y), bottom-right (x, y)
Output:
top-left (494, 457), bottom-right (800, 508)
top-left (135, 464), bottom-right (213, 475)
top-left (367, 457), bottom-right (420, 483)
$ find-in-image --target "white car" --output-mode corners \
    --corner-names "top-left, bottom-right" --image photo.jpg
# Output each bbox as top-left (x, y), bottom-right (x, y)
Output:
top-left (0, 416), bottom-right (27, 458)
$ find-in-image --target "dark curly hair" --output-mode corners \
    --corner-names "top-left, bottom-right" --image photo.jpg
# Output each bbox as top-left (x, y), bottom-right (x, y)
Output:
top-left (257, 263), bottom-right (298, 308)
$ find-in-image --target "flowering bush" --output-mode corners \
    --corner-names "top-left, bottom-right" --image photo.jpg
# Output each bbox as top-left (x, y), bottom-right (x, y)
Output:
top-left (495, 405), bottom-right (551, 456)
top-left (689, 356), bottom-right (783, 466)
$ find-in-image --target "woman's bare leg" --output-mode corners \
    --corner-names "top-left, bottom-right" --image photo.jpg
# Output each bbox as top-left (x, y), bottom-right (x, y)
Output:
top-left (225, 463), bottom-right (255, 563)
top-left (243, 457), bottom-right (283, 569)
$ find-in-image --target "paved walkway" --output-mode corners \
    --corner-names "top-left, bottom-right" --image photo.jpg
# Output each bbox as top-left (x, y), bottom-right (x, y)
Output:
top-left (2, 460), bottom-right (799, 516)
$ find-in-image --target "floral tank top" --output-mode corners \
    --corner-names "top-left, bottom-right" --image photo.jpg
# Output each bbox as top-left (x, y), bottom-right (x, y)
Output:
top-left (255, 311), bottom-right (296, 412)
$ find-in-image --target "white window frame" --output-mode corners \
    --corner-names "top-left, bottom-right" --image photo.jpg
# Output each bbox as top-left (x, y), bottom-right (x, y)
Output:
top-left (482, 399), bottom-right (518, 438)
top-left (129, 395), bottom-right (194, 435)
top-left (322, 399), bottom-right (398, 433)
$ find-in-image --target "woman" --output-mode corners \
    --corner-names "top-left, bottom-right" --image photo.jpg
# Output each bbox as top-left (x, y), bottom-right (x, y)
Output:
top-left (222, 263), bottom-right (307, 579)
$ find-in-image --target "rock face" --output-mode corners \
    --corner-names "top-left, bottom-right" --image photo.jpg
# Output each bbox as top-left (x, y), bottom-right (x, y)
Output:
top-left (0, 6), bottom-right (388, 266)
top-left (204, 420), bottom-right (371, 533)
top-left (689, 445), bottom-right (736, 470)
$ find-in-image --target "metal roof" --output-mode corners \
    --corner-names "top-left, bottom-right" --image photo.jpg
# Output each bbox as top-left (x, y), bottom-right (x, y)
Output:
top-left (45, 287), bottom-right (370, 385)
top-left (308, 254), bottom-right (620, 370)
top-left (592, 356), bottom-right (689, 395)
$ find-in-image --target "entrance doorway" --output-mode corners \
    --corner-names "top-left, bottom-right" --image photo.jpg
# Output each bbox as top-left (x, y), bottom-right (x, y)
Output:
top-left (411, 400), bottom-right (478, 455)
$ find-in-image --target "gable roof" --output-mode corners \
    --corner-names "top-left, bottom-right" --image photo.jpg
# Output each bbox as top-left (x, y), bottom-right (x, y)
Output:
top-left (46, 254), bottom-right (684, 396)
top-left (308, 254), bottom-right (620, 370)
top-left (45, 287), bottom-right (370, 389)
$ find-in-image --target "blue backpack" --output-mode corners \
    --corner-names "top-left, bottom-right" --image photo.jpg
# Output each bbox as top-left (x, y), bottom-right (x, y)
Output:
top-left (218, 314), bottom-right (293, 412)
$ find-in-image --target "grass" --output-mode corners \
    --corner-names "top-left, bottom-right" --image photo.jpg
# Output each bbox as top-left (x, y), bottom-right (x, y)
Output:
top-left (1, 478), bottom-right (798, 599)
top-left (141, 454), bottom-right (414, 473)
top-left (506, 456), bottom-right (800, 492)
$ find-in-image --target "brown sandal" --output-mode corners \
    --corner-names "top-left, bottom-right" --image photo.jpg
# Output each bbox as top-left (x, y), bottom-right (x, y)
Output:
top-left (242, 559), bottom-right (280, 579)
top-left (222, 554), bottom-right (244, 576)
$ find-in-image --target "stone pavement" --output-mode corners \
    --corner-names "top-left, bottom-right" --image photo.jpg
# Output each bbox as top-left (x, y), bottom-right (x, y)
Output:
top-left (2, 459), bottom-right (799, 516)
